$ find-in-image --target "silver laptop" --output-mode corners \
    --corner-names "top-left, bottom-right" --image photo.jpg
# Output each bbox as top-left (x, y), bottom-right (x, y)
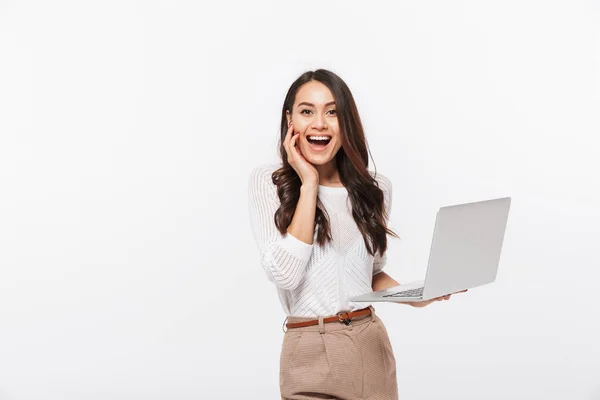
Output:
top-left (350, 197), bottom-right (511, 303)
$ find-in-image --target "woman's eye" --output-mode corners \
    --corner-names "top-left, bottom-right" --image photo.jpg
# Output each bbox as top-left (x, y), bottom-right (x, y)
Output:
top-left (300, 109), bottom-right (337, 115)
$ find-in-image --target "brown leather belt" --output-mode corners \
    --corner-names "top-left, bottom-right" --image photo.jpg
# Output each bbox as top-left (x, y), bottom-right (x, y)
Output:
top-left (285, 307), bottom-right (372, 330)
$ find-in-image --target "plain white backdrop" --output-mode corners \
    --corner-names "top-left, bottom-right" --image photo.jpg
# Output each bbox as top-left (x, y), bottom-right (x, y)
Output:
top-left (1, 0), bottom-right (599, 399)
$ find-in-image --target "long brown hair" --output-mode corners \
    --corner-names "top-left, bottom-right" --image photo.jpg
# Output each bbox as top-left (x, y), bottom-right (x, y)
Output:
top-left (271, 69), bottom-right (399, 257)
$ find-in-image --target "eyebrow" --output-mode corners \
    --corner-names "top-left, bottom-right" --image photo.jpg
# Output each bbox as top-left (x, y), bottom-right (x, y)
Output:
top-left (297, 101), bottom-right (336, 108)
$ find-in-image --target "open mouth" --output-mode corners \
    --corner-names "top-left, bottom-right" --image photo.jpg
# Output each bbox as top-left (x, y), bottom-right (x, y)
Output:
top-left (306, 135), bottom-right (332, 151)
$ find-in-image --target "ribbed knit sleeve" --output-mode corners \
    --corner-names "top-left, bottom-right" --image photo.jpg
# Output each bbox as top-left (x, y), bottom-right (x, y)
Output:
top-left (372, 173), bottom-right (393, 276)
top-left (248, 165), bottom-right (314, 290)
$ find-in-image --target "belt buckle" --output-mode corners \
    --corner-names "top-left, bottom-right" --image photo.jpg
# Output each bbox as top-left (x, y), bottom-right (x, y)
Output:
top-left (337, 312), bottom-right (352, 326)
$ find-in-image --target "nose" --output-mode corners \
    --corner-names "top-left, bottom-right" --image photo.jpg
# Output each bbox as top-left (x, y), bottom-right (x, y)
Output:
top-left (312, 112), bottom-right (328, 130)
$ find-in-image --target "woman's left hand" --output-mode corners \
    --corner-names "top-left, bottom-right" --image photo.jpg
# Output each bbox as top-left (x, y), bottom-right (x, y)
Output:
top-left (409, 289), bottom-right (468, 308)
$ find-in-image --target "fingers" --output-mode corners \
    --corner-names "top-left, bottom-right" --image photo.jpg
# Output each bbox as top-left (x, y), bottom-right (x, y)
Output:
top-left (417, 291), bottom-right (462, 307)
top-left (284, 121), bottom-right (297, 161)
top-left (415, 290), bottom-right (469, 307)
top-left (284, 120), bottom-right (293, 148)
top-left (289, 121), bottom-right (304, 156)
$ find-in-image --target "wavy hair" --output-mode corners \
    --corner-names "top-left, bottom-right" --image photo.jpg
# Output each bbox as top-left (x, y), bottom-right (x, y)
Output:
top-left (271, 69), bottom-right (399, 257)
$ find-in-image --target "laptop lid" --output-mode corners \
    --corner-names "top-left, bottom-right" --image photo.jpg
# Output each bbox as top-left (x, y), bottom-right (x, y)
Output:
top-left (421, 197), bottom-right (511, 300)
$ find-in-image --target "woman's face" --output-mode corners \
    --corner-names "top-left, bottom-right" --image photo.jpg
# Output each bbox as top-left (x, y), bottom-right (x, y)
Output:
top-left (286, 81), bottom-right (342, 165)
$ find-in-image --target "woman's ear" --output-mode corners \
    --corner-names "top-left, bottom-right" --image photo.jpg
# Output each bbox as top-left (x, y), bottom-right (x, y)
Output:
top-left (285, 110), bottom-right (290, 124)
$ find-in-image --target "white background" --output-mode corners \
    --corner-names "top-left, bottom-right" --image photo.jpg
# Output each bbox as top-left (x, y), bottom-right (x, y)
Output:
top-left (1, 1), bottom-right (599, 399)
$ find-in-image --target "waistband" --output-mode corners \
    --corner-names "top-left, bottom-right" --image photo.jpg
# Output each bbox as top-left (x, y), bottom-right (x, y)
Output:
top-left (282, 305), bottom-right (376, 333)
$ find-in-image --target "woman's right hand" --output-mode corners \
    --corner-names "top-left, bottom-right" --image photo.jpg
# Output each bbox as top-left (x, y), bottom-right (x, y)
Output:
top-left (284, 120), bottom-right (319, 187)
top-left (409, 289), bottom-right (468, 307)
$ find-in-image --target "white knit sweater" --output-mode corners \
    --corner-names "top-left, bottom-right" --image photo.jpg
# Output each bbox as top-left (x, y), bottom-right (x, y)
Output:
top-left (248, 163), bottom-right (393, 317)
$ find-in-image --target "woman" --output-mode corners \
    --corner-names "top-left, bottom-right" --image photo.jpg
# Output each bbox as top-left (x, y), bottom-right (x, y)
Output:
top-left (248, 69), bottom-right (465, 400)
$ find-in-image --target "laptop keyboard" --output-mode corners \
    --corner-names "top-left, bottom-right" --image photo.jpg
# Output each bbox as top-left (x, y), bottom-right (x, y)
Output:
top-left (383, 287), bottom-right (424, 298)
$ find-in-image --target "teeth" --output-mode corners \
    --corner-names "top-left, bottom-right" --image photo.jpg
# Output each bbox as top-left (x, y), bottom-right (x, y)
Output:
top-left (308, 136), bottom-right (331, 141)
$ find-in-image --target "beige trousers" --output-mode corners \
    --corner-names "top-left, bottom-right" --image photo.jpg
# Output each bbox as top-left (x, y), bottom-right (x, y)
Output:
top-left (280, 306), bottom-right (398, 400)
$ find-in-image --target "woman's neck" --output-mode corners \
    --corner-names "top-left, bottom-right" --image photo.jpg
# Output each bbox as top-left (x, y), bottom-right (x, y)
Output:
top-left (314, 162), bottom-right (341, 186)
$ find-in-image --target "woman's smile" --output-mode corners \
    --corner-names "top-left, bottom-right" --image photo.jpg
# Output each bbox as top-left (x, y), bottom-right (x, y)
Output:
top-left (305, 134), bottom-right (332, 152)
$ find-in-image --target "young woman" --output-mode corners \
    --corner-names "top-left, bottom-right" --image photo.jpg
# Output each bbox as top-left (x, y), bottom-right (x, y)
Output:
top-left (248, 69), bottom-right (465, 400)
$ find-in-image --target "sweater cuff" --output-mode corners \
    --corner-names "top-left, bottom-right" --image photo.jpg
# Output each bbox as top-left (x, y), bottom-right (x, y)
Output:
top-left (279, 232), bottom-right (314, 262)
